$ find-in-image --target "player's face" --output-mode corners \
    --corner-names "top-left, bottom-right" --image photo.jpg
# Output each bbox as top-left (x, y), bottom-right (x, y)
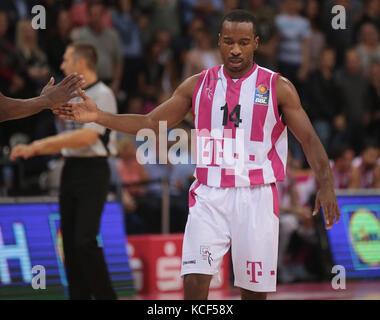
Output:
top-left (60, 47), bottom-right (77, 76)
top-left (219, 21), bottom-right (258, 77)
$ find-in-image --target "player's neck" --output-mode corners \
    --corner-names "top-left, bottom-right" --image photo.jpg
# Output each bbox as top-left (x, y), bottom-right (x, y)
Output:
top-left (81, 71), bottom-right (98, 89)
top-left (224, 62), bottom-right (255, 80)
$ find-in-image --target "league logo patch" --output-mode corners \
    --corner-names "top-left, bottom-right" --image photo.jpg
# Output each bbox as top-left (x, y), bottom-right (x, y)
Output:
top-left (254, 85), bottom-right (270, 105)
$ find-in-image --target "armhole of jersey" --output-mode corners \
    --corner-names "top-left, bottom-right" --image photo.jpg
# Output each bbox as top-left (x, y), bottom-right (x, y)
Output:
top-left (192, 70), bottom-right (207, 121)
top-left (271, 72), bottom-right (285, 127)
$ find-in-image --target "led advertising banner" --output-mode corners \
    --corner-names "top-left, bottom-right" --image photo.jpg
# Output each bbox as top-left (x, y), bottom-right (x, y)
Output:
top-left (326, 192), bottom-right (380, 279)
top-left (0, 201), bottom-right (135, 299)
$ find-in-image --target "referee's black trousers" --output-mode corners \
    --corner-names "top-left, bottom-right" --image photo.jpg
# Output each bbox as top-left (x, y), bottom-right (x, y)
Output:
top-left (59, 157), bottom-right (117, 300)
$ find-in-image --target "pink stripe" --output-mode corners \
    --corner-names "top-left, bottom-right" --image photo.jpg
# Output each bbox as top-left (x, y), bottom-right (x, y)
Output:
top-left (250, 68), bottom-right (271, 142)
top-left (268, 122), bottom-right (286, 181)
top-left (270, 183), bottom-right (280, 218)
top-left (249, 169), bottom-right (264, 185)
top-left (270, 72), bottom-right (283, 124)
top-left (268, 71), bottom-right (286, 181)
top-left (221, 168), bottom-right (235, 188)
top-left (197, 66), bottom-right (220, 132)
top-left (223, 78), bottom-right (242, 140)
top-left (250, 105), bottom-right (268, 142)
top-left (192, 70), bottom-right (207, 121)
top-left (189, 181), bottom-right (201, 209)
top-left (196, 167), bottom-right (208, 185)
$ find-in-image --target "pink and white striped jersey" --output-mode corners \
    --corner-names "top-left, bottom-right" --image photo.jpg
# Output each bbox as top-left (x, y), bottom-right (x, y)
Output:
top-left (192, 63), bottom-right (288, 188)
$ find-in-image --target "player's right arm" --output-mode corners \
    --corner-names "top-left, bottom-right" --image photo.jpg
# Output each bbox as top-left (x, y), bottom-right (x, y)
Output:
top-left (55, 74), bottom-right (200, 135)
top-left (0, 74), bottom-right (84, 123)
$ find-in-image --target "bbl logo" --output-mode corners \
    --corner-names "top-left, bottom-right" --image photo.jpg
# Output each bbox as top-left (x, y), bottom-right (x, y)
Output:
top-left (349, 209), bottom-right (380, 267)
top-left (254, 84), bottom-right (269, 105)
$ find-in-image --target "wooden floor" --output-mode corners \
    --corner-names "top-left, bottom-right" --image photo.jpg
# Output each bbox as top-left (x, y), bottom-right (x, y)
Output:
top-left (122, 280), bottom-right (380, 300)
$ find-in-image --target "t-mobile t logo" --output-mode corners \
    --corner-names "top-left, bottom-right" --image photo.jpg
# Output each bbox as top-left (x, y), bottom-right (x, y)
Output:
top-left (246, 261), bottom-right (276, 283)
top-left (246, 261), bottom-right (262, 283)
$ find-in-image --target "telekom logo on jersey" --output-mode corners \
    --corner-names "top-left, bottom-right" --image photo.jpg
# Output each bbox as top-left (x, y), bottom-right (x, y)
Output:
top-left (135, 121), bottom-right (245, 175)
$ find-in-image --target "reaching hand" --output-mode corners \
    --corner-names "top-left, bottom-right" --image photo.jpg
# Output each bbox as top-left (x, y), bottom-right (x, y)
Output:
top-left (10, 144), bottom-right (38, 161)
top-left (312, 188), bottom-right (341, 230)
top-left (53, 88), bottom-right (99, 123)
top-left (41, 73), bottom-right (85, 107)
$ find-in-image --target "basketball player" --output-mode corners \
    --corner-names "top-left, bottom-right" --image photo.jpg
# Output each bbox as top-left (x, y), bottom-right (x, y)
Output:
top-left (54, 10), bottom-right (340, 300)
top-left (0, 73), bottom-right (84, 123)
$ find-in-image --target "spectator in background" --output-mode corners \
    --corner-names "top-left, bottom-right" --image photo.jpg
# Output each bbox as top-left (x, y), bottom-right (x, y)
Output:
top-left (330, 145), bottom-right (355, 189)
top-left (275, 0), bottom-right (311, 85)
top-left (139, 0), bottom-right (181, 41)
top-left (182, 27), bottom-right (222, 79)
top-left (356, 22), bottom-right (380, 74)
top-left (0, 11), bottom-right (27, 97)
top-left (137, 40), bottom-right (167, 101)
top-left (306, 47), bottom-right (340, 150)
top-left (44, 9), bottom-right (73, 80)
top-left (168, 122), bottom-right (195, 233)
top-left (179, 0), bottom-right (224, 27)
top-left (322, 0), bottom-right (356, 68)
top-left (277, 151), bottom-right (317, 283)
top-left (367, 60), bottom-right (380, 142)
top-left (275, 0), bottom-right (311, 166)
top-left (303, 0), bottom-right (326, 72)
top-left (69, 0), bottom-right (112, 28)
top-left (111, 0), bottom-right (143, 97)
top-left (72, 0), bottom-right (123, 95)
top-left (137, 139), bottom-right (172, 234)
top-left (0, 0), bottom-right (35, 39)
top-left (349, 142), bottom-right (380, 189)
top-left (334, 48), bottom-right (370, 154)
top-left (247, 0), bottom-right (278, 70)
top-left (16, 19), bottom-right (50, 95)
top-left (354, 0), bottom-right (380, 41)
top-left (116, 136), bottom-right (149, 234)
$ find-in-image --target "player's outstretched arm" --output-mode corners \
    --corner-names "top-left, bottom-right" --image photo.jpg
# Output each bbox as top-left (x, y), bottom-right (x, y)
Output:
top-left (54, 74), bottom-right (200, 136)
top-left (277, 76), bottom-right (340, 230)
top-left (0, 74), bottom-right (84, 123)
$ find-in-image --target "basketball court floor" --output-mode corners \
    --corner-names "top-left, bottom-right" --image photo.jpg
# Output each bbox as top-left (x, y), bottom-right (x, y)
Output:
top-left (123, 280), bottom-right (380, 300)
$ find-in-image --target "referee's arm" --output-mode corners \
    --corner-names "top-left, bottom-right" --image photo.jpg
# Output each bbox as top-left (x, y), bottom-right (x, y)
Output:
top-left (9, 128), bottom-right (99, 160)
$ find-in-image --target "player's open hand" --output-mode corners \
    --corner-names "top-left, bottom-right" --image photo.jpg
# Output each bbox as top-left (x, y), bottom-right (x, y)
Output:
top-left (312, 188), bottom-right (341, 230)
top-left (53, 88), bottom-right (99, 123)
top-left (41, 73), bottom-right (85, 107)
top-left (9, 144), bottom-right (37, 161)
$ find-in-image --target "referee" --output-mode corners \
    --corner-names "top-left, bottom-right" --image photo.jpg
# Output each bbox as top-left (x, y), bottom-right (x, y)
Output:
top-left (10, 42), bottom-right (118, 300)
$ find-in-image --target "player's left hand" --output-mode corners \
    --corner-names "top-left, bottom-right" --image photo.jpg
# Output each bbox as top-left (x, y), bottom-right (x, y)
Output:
top-left (312, 188), bottom-right (341, 230)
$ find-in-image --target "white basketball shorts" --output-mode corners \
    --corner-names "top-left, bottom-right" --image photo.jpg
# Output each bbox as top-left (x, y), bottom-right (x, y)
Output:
top-left (181, 180), bottom-right (280, 292)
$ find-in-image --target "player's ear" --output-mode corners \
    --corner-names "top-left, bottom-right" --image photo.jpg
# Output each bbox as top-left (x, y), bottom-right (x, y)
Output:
top-left (217, 33), bottom-right (221, 47)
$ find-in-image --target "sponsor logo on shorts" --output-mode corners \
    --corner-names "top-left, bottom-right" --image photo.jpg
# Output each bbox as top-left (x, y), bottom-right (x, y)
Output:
top-left (183, 260), bottom-right (196, 266)
top-left (200, 246), bottom-right (213, 266)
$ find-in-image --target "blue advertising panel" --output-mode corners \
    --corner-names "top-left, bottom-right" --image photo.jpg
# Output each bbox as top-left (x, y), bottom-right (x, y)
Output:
top-left (326, 192), bottom-right (380, 279)
top-left (0, 201), bottom-right (135, 299)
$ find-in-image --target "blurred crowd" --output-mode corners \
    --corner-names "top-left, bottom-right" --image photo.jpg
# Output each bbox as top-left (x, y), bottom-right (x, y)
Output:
top-left (0, 0), bottom-right (380, 283)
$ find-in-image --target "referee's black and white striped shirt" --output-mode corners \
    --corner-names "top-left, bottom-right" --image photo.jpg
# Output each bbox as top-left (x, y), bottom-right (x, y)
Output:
top-left (59, 81), bottom-right (117, 158)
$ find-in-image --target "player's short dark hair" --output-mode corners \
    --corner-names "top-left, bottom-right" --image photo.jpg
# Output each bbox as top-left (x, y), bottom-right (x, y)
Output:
top-left (69, 42), bottom-right (98, 71)
top-left (220, 10), bottom-right (258, 36)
